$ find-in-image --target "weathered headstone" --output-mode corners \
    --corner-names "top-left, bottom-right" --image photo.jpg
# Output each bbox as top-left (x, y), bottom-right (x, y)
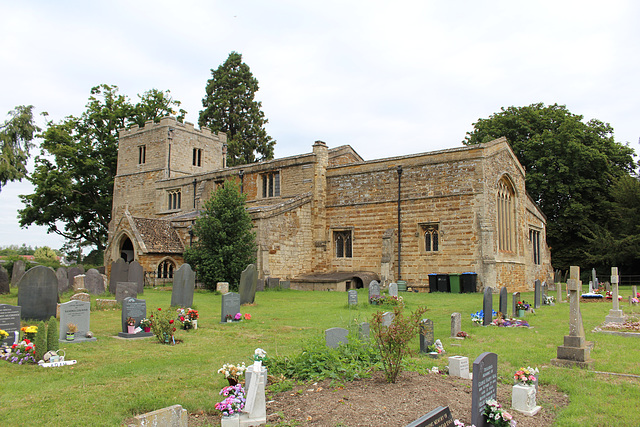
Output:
top-left (70, 292), bottom-right (90, 303)
top-left (56, 267), bottom-right (69, 293)
top-left (59, 300), bottom-right (97, 342)
top-left (68, 265), bottom-right (85, 291)
top-left (389, 282), bottom-right (398, 297)
top-left (280, 280), bottom-right (290, 289)
top-left (17, 266), bottom-right (58, 321)
top-left (84, 268), bottom-right (105, 295)
top-left (130, 405), bottom-right (187, 427)
top-left (406, 406), bottom-right (453, 427)
top-left (129, 260), bottom-right (144, 294)
top-left (119, 297), bottom-right (153, 338)
top-left (325, 327), bottom-right (349, 348)
top-left (483, 287), bottom-right (492, 326)
top-left (605, 267), bottom-right (624, 324)
top-left (73, 274), bottom-right (86, 291)
top-left (239, 264), bottom-right (258, 305)
top-left (512, 292), bottom-right (520, 317)
top-left (171, 263), bottom-right (195, 307)
top-left (348, 289), bottom-right (358, 305)
top-left (592, 268), bottom-right (597, 288)
top-left (420, 318), bottom-right (435, 353)
top-left (0, 304), bottom-right (21, 345)
top-left (11, 260), bottom-right (26, 287)
top-left (471, 352), bottom-right (498, 427)
top-left (450, 312), bottom-right (461, 337)
top-left (216, 282), bottom-right (229, 294)
top-left (633, 285), bottom-right (638, 298)
top-left (534, 279), bottom-right (542, 308)
top-left (358, 322), bottom-right (370, 341)
top-left (368, 280), bottom-right (380, 302)
top-left (109, 258), bottom-right (129, 293)
top-left (557, 281), bottom-right (564, 303)
top-left (448, 355), bottom-right (470, 379)
top-left (499, 287), bottom-right (507, 315)
top-left (256, 278), bottom-right (265, 292)
top-left (381, 311), bottom-right (395, 327)
top-left (551, 265), bottom-right (593, 368)
top-left (221, 292), bottom-right (241, 323)
top-left (115, 282), bottom-right (138, 303)
top-left (267, 277), bottom-right (280, 289)
top-left (0, 266), bottom-right (9, 294)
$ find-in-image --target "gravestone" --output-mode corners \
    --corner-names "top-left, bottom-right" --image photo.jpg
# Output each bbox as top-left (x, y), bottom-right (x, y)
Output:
top-left (73, 274), bottom-right (85, 291)
top-left (0, 266), bottom-right (9, 294)
top-left (70, 292), bottom-right (90, 303)
top-left (592, 268), bottom-right (597, 288)
top-left (359, 322), bottom-right (370, 341)
top-left (389, 282), bottom-right (398, 297)
top-left (382, 311), bottom-right (395, 327)
top-left (171, 263), bottom-right (195, 307)
top-left (109, 258), bottom-right (129, 293)
top-left (512, 292), bottom-right (520, 317)
top-left (406, 406), bottom-right (453, 427)
top-left (450, 312), bottom-right (461, 337)
top-left (368, 280), bottom-right (381, 302)
top-left (534, 279), bottom-right (542, 308)
top-left (239, 264), bottom-right (258, 305)
top-left (419, 318), bottom-right (435, 353)
top-left (325, 327), bottom-right (349, 348)
top-left (499, 286), bottom-right (507, 315)
top-left (0, 304), bottom-right (21, 346)
top-left (557, 281), bottom-right (564, 303)
top-left (221, 292), bottom-right (241, 323)
top-left (118, 297), bottom-right (153, 338)
top-left (67, 265), bottom-right (85, 291)
top-left (216, 282), bottom-right (229, 294)
top-left (11, 259), bottom-right (26, 287)
top-left (241, 361), bottom-right (267, 426)
top-left (84, 268), bottom-right (105, 295)
top-left (129, 260), bottom-right (144, 294)
top-left (17, 266), bottom-right (58, 321)
top-left (115, 282), bottom-right (138, 303)
top-left (56, 267), bottom-right (69, 293)
top-left (267, 277), bottom-right (280, 289)
top-left (58, 300), bottom-right (97, 342)
top-left (483, 287), bottom-right (492, 326)
top-left (633, 285), bottom-right (638, 298)
top-left (348, 290), bottom-right (358, 305)
top-left (256, 279), bottom-right (265, 292)
top-left (280, 280), bottom-right (290, 289)
top-left (604, 267), bottom-right (624, 324)
top-left (551, 266), bottom-right (593, 368)
top-left (131, 405), bottom-right (187, 427)
top-left (448, 355), bottom-right (470, 379)
top-left (471, 352), bottom-right (498, 427)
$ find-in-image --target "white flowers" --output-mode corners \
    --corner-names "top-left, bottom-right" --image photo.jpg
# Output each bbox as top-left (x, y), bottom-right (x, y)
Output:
top-left (217, 362), bottom-right (246, 379)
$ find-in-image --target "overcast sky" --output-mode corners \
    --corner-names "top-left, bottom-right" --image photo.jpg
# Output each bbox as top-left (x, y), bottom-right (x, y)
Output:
top-left (1, 0), bottom-right (638, 252)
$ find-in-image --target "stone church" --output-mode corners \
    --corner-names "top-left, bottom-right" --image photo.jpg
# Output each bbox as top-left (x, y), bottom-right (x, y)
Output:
top-left (105, 116), bottom-right (552, 292)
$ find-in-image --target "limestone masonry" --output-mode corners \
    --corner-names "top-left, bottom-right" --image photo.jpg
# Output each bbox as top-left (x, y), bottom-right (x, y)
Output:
top-left (105, 116), bottom-right (552, 292)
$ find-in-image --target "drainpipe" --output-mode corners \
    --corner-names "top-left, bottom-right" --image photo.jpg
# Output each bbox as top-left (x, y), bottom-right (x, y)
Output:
top-left (193, 178), bottom-right (197, 209)
top-left (397, 165), bottom-right (403, 281)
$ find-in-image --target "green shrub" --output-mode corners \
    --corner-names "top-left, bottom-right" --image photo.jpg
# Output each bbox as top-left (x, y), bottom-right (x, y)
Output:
top-left (35, 321), bottom-right (47, 361)
top-left (149, 307), bottom-right (177, 344)
top-left (46, 317), bottom-right (59, 352)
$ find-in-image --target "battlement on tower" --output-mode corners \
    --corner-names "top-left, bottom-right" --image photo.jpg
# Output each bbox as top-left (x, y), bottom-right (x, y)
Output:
top-left (118, 116), bottom-right (226, 143)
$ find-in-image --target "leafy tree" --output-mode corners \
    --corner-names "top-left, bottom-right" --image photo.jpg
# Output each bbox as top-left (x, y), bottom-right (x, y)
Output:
top-left (34, 246), bottom-right (58, 263)
top-left (464, 103), bottom-right (636, 269)
top-left (0, 105), bottom-right (40, 191)
top-left (199, 51), bottom-right (275, 167)
top-left (183, 180), bottom-right (256, 290)
top-left (19, 85), bottom-right (183, 251)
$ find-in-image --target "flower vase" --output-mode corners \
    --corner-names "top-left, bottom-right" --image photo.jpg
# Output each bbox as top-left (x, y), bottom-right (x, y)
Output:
top-left (517, 309), bottom-right (524, 317)
top-left (220, 413), bottom-right (240, 427)
top-left (227, 377), bottom-right (238, 386)
top-left (512, 383), bottom-right (541, 416)
top-left (66, 333), bottom-right (74, 341)
top-left (192, 319), bottom-right (198, 329)
top-left (127, 325), bottom-right (135, 334)
top-left (226, 319), bottom-right (232, 323)
top-left (143, 327), bottom-right (151, 333)
top-left (163, 333), bottom-right (170, 343)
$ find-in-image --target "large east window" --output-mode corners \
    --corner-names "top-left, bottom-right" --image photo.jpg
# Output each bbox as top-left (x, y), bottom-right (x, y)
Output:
top-left (334, 230), bottom-right (352, 258)
top-left (497, 177), bottom-right (515, 252)
top-left (261, 171), bottom-right (280, 198)
top-left (168, 189), bottom-right (181, 210)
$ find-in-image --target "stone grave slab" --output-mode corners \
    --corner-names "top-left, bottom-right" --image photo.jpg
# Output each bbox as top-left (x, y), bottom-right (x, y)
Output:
top-left (450, 312), bottom-right (461, 337)
top-left (109, 258), bottom-right (129, 293)
top-left (0, 304), bottom-right (21, 346)
top-left (499, 286), bottom-right (508, 315)
top-left (118, 297), bottom-right (152, 338)
top-left (534, 279), bottom-right (542, 308)
top-left (448, 356), bottom-right (470, 379)
top-left (358, 322), bottom-right (370, 341)
top-left (84, 268), bottom-right (105, 295)
top-left (512, 292), bottom-right (520, 317)
top-left (381, 311), bottom-right (395, 327)
top-left (59, 300), bottom-right (97, 343)
top-left (221, 292), bottom-right (241, 323)
top-left (471, 352), bottom-right (498, 427)
top-left (11, 259), bottom-right (25, 287)
top-left (368, 280), bottom-right (380, 302)
top-left (239, 264), bottom-right (258, 305)
top-left (70, 293), bottom-right (90, 303)
top-left (115, 282), bottom-right (138, 303)
top-left (216, 282), bottom-right (229, 294)
top-left (171, 263), bottom-right (195, 307)
top-left (73, 274), bottom-right (86, 291)
top-left (130, 405), bottom-right (187, 427)
top-left (68, 266), bottom-right (85, 291)
top-left (256, 279), bottom-right (265, 292)
top-left (267, 277), bottom-right (280, 289)
top-left (325, 327), bottom-right (349, 348)
top-left (483, 287), bottom-right (492, 326)
top-left (129, 260), bottom-right (144, 294)
top-left (389, 282), bottom-right (398, 297)
top-left (0, 266), bottom-right (9, 294)
top-left (348, 290), bottom-right (358, 305)
top-left (419, 318), bottom-right (434, 353)
top-left (280, 280), bottom-right (290, 289)
top-left (17, 266), bottom-right (58, 321)
top-left (406, 406), bottom-right (453, 427)
top-left (56, 267), bottom-right (69, 293)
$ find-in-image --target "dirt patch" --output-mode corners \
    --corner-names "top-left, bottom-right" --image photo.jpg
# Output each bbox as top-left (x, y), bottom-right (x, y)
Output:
top-left (188, 371), bottom-right (569, 426)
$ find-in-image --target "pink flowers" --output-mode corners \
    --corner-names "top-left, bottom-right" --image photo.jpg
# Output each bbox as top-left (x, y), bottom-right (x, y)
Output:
top-left (234, 313), bottom-right (242, 320)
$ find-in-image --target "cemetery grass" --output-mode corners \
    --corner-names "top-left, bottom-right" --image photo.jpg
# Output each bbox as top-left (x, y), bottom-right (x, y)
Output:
top-left (0, 287), bottom-right (639, 426)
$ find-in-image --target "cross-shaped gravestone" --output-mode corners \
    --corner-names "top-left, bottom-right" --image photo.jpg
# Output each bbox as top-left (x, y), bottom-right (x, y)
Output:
top-left (605, 267), bottom-right (625, 324)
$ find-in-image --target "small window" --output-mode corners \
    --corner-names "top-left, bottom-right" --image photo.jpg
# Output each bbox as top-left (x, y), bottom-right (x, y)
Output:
top-left (261, 171), bottom-right (280, 198)
top-left (168, 189), bottom-right (181, 210)
top-left (138, 145), bottom-right (146, 164)
top-left (530, 229), bottom-right (541, 265)
top-left (334, 230), bottom-right (352, 258)
top-left (157, 260), bottom-right (175, 279)
top-left (193, 148), bottom-right (202, 167)
top-left (422, 224), bottom-right (439, 252)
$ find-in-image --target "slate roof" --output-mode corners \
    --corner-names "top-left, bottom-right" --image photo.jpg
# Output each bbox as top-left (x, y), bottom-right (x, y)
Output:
top-left (132, 217), bottom-right (184, 253)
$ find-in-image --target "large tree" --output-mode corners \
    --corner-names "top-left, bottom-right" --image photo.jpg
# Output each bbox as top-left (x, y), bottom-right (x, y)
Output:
top-left (0, 105), bottom-right (40, 191)
top-left (183, 180), bottom-right (256, 291)
top-left (199, 51), bottom-right (275, 167)
top-left (19, 85), bottom-right (183, 251)
top-left (463, 103), bottom-right (636, 269)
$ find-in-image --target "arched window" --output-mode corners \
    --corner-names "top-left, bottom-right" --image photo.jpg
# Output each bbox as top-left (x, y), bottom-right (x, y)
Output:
top-left (424, 225), bottom-right (439, 252)
top-left (497, 177), bottom-right (516, 252)
top-left (334, 230), bottom-right (352, 258)
top-left (157, 260), bottom-right (175, 279)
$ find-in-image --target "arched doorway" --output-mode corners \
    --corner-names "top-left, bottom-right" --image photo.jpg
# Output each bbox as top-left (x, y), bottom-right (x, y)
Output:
top-left (120, 236), bottom-right (134, 262)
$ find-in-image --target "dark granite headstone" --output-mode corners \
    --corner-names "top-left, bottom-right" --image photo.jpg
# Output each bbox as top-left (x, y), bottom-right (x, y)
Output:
top-left (115, 282), bottom-right (138, 303)
top-left (348, 290), bottom-right (358, 305)
top-left (109, 258), bottom-right (129, 294)
top-left (0, 304), bottom-right (21, 345)
top-left (256, 279), bottom-right (265, 292)
top-left (499, 286), bottom-right (508, 315)
top-left (0, 266), bottom-right (9, 294)
top-left (221, 292), bottom-right (241, 323)
top-left (129, 260), bottom-right (144, 294)
top-left (534, 279), bottom-right (542, 308)
top-left (406, 406), bottom-right (453, 427)
top-left (368, 280), bottom-right (381, 302)
top-left (325, 327), bottom-right (349, 348)
top-left (118, 297), bottom-right (152, 338)
top-left (67, 265), bottom-right (85, 291)
top-left (84, 268), bottom-right (105, 295)
top-left (171, 263), bottom-right (195, 307)
top-left (56, 267), bottom-right (69, 293)
top-left (483, 287), bottom-right (493, 326)
top-left (420, 318), bottom-right (435, 353)
top-left (239, 264), bottom-right (258, 305)
top-left (267, 277), bottom-right (280, 289)
top-left (17, 266), bottom-right (58, 321)
top-left (471, 352), bottom-right (498, 427)
top-left (59, 300), bottom-right (97, 342)
top-left (11, 259), bottom-right (25, 287)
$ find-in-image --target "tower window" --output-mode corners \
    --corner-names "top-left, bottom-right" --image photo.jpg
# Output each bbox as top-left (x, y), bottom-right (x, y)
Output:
top-left (193, 148), bottom-right (202, 167)
top-left (261, 171), bottom-right (280, 198)
top-left (168, 189), bottom-right (181, 210)
top-left (138, 145), bottom-right (146, 164)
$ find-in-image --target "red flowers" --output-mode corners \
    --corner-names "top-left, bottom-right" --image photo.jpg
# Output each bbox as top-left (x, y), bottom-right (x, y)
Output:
top-left (244, 313), bottom-right (251, 320)
top-left (158, 308), bottom-right (162, 311)
top-left (169, 319), bottom-right (174, 324)
top-left (180, 316), bottom-right (185, 321)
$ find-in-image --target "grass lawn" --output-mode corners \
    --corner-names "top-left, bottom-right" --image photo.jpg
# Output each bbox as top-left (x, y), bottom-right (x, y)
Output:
top-left (1, 286), bottom-right (640, 426)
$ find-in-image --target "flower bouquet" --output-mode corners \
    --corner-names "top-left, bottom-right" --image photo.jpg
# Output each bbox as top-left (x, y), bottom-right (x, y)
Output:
top-left (253, 348), bottom-right (267, 363)
top-left (515, 301), bottom-right (529, 311)
top-left (21, 325), bottom-right (38, 341)
top-left (218, 362), bottom-right (247, 385)
top-left (483, 399), bottom-right (516, 427)
top-left (514, 366), bottom-right (538, 386)
top-left (214, 384), bottom-right (246, 417)
top-left (1, 339), bottom-right (36, 365)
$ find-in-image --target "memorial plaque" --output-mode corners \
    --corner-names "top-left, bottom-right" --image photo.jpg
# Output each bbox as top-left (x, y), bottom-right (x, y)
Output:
top-left (450, 312), bottom-right (461, 337)
top-left (118, 297), bottom-right (152, 338)
top-left (221, 292), bottom-right (241, 323)
top-left (0, 267), bottom-right (9, 294)
top-left (59, 300), bottom-right (96, 342)
top-left (348, 290), bottom-right (358, 305)
top-left (471, 352), bottom-right (498, 427)
top-left (499, 286), bottom-right (508, 315)
top-left (109, 258), bottom-right (129, 293)
top-left (0, 304), bottom-right (21, 346)
top-left (405, 406), bottom-right (453, 427)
